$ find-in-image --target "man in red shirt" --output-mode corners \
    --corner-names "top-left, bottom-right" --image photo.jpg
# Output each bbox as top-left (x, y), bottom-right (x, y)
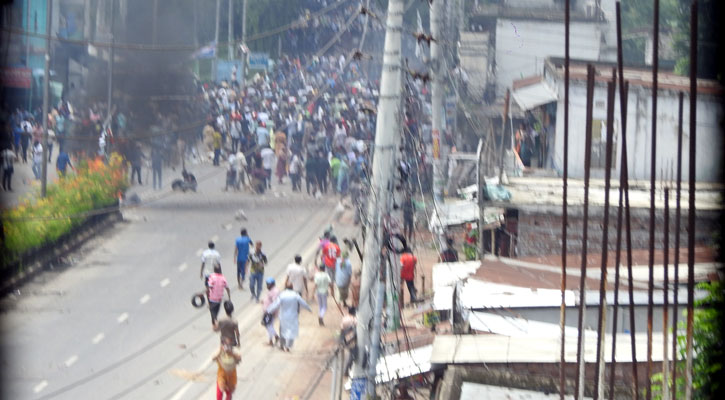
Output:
top-left (399, 247), bottom-right (417, 304)
top-left (322, 236), bottom-right (341, 281)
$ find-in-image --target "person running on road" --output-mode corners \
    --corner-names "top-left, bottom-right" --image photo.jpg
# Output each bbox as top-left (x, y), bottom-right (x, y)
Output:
top-left (207, 265), bottom-right (231, 325)
top-left (214, 300), bottom-right (240, 347)
top-left (248, 241), bottom-right (268, 303)
top-left (322, 236), bottom-right (341, 282)
top-left (335, 251), bottom-right (353, 307)
top-left (262, 277), bottom-right (280, 346)
top-left (285, 255), bottom-right (308, 297)
top-left (268, 282), bottom-right (312, 352)
top-left (313, 264), bottom-right (332, 326)
top-left (201, 241), bottom-right (222, 287)
top-left (214, 337), bottom-right (241, 400)
top-left (233, 229), bottom-right (253, 289)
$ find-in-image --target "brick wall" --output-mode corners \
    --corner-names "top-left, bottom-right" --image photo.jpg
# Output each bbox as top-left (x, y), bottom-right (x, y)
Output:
top-left (513, 206), bottom-right (721, 257)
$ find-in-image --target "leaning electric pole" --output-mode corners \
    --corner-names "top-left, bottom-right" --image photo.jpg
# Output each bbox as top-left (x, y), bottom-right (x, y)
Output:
top-left (430, 0), bottom-right (445, 204)
top-left (351, 0), bottom-right (404, 398)
top-left (40, 0), bottom-right (52, 198)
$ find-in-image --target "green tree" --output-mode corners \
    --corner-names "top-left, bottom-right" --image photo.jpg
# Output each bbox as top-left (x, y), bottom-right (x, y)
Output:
top-left (651, 281), bottom-right (724, 399)
top-left (620, 0), bottom-right (682, 67)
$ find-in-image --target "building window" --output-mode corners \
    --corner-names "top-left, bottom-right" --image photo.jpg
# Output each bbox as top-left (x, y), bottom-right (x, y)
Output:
top-left (591, 119), bottom-right (617, 170)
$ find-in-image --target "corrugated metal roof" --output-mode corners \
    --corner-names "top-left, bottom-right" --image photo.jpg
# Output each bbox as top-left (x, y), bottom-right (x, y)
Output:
top-left (431, 333), bottom-right (672, 364)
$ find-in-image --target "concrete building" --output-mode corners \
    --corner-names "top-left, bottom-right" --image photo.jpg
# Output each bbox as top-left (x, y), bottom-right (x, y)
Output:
top-left (512, 58), bottom-right (724, 182)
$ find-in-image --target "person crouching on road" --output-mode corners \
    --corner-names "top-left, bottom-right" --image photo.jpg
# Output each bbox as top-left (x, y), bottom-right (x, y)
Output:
top-left (214, 337), bottom-right (241, 400)
top-left (262, 277), bottom-right (280, 345)
top-left (313, 264), bottom-right (332, 326)
top-left (267, 282), bottom-right (312, 352)
top-left (207, 265), bottom-right (231, 326)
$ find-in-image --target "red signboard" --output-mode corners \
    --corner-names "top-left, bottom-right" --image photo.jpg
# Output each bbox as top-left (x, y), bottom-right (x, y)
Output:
top-left (1, 67), bottom-right (32, 89)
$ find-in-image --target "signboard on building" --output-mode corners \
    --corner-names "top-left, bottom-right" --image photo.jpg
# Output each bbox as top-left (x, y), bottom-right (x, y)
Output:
top-left (248, 52), bottom-right (269, 71)
top-left (1, 67), bottom-right (32, 89)
top-left (216, 60), bottom-right (243, 84)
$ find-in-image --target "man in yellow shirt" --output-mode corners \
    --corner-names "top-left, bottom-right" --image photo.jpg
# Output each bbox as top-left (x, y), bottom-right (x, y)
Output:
top-left (212, 128), bottom-right (222, 166)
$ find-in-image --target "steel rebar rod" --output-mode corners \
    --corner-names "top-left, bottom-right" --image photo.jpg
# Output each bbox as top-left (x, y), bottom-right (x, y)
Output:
top-left (645, 2), bottom-right (661, 398)
top-left (574, 64), bottom-right (596, 400)
top-left (671, 91), bottom-right (684, 395)
top-left (560, 1), bottom-right (571, 398)
top-left (608, 80), bottom-right (630, 400)
top-left (594, 70), bottom-right (616, 400)
top-left (615, 3), bottom-right (639, 396)
top-left (663, 188), bottom-right (671, 400)
top-left (685, 1), bottom-right (698, 397)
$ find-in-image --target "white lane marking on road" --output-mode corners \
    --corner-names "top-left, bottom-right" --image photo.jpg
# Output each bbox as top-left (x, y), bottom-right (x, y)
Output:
top-left (139, 294), bottom-right (150, 304)
top-left (64, 355), bottom-right (78, 367)
top-left (178, 262), bottom-right (188, 272)
top-left (211, 234), bottom-right (219, 242)
top-left (170, 349), bottom-right (219, 400)
top-left (117, 312), bottom-right (129, 323)
top-left (92, 333), bottom-right (105, 344)
top-left (195, 248), bottom-right (203, 257)
top-left (33, 380), bottom-right (48, 393)
top-left (160, 278), bottom-right (170, 288)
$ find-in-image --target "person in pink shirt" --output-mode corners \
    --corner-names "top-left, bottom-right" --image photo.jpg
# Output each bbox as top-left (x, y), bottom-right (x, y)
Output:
top-left (207, 265), bottom-right (231, 326)
top-left (262, 277), bottom-right (280, 345)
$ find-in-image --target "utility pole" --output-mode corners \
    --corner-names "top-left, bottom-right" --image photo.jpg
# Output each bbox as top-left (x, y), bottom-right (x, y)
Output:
top-left (26, 0), bottom-right (32, 110)
top-left (40, 0), bottom-right (52, 197)
top-left (498, 89), bottom-right (510, 181)
top-left (241, 0), bottom-right (247, 90)
top-left (213, 0), bottom-right (221, 83)
top-left (430, 0), bottom-right (444, 204)
top-left (351, 0), bottom-right (404, 398)
top-left (227, 0), bottom-right (233, 63)
top-left (151, 0), bottom-right (158, 44)
top-left (107, 0), bottom-right (115, 116)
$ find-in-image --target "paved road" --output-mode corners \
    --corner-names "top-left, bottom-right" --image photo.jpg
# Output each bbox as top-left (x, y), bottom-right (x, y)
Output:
top-left (0, 164), bottom-right (356, 399)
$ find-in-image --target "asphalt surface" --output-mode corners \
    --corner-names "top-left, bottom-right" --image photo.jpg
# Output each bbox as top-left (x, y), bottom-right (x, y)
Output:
top-left (0, 163), bottom-right (354, 399)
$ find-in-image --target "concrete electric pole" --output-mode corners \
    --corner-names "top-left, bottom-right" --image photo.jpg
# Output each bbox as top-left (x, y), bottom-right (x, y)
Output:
top-left (227, 0), bottom-right (233, 64)
top-left (40, 0), bottom-right (52, 197)
top-left (351, 0), bottom-right (404, 398)
top-left (241, 0), bottom-right (247, 89)
top-left (430, 0), bottom-right (445, 204)
top-left (107, 0), bottom-right (115, 116)
top-left (213, 0), bottom-right (220, 82)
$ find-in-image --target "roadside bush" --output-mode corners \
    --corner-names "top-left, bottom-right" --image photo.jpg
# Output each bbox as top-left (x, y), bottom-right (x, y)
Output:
top-left (1, 153), bottom-right (128, 264)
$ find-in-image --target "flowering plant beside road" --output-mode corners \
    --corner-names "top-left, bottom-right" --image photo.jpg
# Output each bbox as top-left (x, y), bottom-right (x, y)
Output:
top-left (2, 153), bottom-right (128, 262)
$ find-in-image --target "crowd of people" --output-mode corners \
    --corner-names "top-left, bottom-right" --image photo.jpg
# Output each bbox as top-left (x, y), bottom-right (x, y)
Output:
top-left (196, 49), bottom-right (381, 211)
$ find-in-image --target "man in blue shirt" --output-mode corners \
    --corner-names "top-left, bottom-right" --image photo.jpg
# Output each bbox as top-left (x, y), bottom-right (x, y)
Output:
top-left (55, 149), bottom-right (74, 176)
top-left (233, 228), bottom-right (253, 290)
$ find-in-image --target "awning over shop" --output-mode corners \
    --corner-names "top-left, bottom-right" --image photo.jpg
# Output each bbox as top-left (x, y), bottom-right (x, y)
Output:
top-left (512, 76), bottom-right (557, 110)
top-left (429, 200), bottom-right (504, 230)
